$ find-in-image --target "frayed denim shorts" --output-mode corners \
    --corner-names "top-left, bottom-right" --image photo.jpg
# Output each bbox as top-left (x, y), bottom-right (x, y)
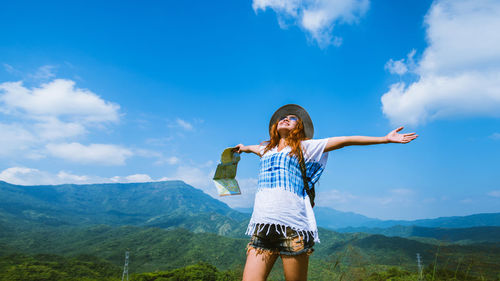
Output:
top-left (246, 224), bottom-right (315, 256)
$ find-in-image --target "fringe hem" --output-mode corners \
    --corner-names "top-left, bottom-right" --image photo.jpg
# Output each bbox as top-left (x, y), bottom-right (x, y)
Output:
top-left (245, 221), bottom-right (320, 243)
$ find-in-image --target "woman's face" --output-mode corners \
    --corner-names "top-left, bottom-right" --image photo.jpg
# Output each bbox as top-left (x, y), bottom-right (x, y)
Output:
top-left (277, 114), bottom-right (299, 136)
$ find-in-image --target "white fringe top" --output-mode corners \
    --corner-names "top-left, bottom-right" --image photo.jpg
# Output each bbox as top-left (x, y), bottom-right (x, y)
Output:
top-left (246, 139), bottom-right (329, 243)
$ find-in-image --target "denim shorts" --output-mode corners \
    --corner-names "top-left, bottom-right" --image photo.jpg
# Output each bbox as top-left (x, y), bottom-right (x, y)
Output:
top-left (246, 224), bottom-right (315, 256)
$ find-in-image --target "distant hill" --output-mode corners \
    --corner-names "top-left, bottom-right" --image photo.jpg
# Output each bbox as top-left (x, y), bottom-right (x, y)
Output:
top-left (315, 206), bottom-right (500, 230)
top-left (315, 207), bottom-right (381, 229)
top-left (0, 180), bottom-right (249, 236)
top-left (333, 225), bottom-right (500, 243)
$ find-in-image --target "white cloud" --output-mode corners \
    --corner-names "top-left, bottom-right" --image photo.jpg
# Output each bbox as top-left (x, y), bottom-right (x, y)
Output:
top-left (253, 0), bottom-right (369, 48)
top-left (488, 190), bottom-right (500, 198)
top-left (34, 117), bottom-right (87, 140)
top-left (0, 167), bottom-right (158, 185)
top-left (385, 59), bottom-right (407, 76)
top-left (0, 79), bottom-right (119, 122)
top-left (175, 118), bottom-right (193, 131)
top-left (0, 77), bottom-right (131, 163)
top-left (125, 174), bottom-right (154, 182)
top-left (0, 167), bottom-right (53, 185)
top-left (57, 171), bottom-right (89, 183)
top-left (381, 0), bottom-right (500, 126)
top-left (0, 123), bottom-right (36, 157)
top-left (384, 50), bottom-right (416, 76)
top-left (29, 65), bottom-right (57, 80)
top-left (46, 142), bottom-right (133, 165)
top-left (166, 156), bottom-right (180, 165)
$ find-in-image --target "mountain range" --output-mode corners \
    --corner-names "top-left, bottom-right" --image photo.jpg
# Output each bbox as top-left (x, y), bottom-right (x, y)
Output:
top-left (2, 180), bottom-right (500, 232)
top-left (1, 180), bottom-right (500, 280)
top-left (0, 180), bottom-right (248, 236)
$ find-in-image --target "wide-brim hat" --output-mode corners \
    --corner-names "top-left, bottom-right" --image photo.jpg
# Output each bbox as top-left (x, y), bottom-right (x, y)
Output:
top-left (269, 104), bottom-right (314, 139)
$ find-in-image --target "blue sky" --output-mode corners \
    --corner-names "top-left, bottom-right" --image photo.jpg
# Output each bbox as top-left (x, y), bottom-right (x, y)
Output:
top-left (1, 0), bottom-right (499, 220)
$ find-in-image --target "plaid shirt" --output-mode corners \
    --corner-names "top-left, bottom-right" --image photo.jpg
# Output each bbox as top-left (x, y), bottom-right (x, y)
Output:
top-left (257, 151), bottom-right (325, 197)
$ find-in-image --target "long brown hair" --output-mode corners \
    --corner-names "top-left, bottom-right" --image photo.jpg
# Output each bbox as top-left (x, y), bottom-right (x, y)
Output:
top-left (262, 118), bottom-right (308, 163)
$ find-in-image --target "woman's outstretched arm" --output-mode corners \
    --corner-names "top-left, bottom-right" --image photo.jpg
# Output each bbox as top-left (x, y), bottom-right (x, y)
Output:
top-left (233, 144), bottom-right (261, 156)
top-left (324, 126), bottom-right (418, 152)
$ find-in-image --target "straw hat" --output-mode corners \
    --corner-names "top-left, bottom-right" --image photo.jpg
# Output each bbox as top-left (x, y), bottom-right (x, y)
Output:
top-left (269, 104), bottom-right (314, 139)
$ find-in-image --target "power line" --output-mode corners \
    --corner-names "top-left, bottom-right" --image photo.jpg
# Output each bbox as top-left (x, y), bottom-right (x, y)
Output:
top-left (121, 251), bottom-right (129, 281)
top-left (416, 253), bottom-right (423, 280)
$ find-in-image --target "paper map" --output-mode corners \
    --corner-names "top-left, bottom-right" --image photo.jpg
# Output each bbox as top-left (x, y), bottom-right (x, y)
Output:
top-left (213, 147), bottom-right (241, 196)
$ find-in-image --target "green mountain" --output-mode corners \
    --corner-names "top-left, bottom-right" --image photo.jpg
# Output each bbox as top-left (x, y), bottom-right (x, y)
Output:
top-left (0, 180), bottom-right (249, 236)
top-left (315, 206), bottom-right (500, 230)
top-left (333, 225), bottom-right (500, 243)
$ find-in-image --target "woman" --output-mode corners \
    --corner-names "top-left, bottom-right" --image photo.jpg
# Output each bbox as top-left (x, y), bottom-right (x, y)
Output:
top-left (234, 104), bottom-right (418, 281)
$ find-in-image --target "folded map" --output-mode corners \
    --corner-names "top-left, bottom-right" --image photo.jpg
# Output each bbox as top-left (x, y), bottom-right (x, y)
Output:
top-left (213, 147), bottom-right (241, 196)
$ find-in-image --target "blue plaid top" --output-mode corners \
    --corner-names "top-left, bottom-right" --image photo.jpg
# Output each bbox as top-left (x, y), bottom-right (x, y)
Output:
top-left (258, 150), bottom-right (325, 197)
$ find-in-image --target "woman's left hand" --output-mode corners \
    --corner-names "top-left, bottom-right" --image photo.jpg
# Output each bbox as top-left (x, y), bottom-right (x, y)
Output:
top-left (386, 126), bottom-right (418, 144)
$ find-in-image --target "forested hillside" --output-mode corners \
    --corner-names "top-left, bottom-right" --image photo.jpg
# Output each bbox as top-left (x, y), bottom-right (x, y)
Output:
top-left (1, 180), bottom-right (500, 280)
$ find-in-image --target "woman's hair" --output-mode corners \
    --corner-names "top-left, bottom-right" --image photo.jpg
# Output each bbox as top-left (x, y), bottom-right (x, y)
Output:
top-left (262, 118), bottom-right (308, 163)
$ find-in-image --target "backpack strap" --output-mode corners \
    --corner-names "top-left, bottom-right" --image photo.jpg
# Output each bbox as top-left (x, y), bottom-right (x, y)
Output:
top-left (298, 148), bottom-right (315, 208)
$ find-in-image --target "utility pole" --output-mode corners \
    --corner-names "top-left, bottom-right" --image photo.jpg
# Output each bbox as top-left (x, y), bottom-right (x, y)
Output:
top-left (121, 251), bottom-right (129, 281)
top-left (416, 253), bottom-right (423, 280)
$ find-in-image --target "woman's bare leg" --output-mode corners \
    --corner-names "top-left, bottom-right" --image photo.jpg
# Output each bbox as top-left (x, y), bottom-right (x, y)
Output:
top-left (242, 247), bottom-right (279, 281)
top-left (281, 252), bottom-right (310, 281)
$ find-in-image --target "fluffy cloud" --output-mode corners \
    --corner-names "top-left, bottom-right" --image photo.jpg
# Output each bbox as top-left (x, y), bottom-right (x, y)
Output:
top-left (0, 123), bottom-right (36, 157)
top-left (381, 0), bottom-right (500, 126)
top-left (0, 76), bottom-right (135, 164)
top-left (0, 79), bottom-right (119, 122)
top-left (0, 78), bottom-right (120, 148)
top-left (0, 167), bottom-right (52, 185)
top-left (0, 167), bottom-right (162, 185)
top-left (384, 50), bottom-right (416, 76)
top-left (110, 174), bottom-right (154, 183)
top-left (0, 167), bottom-right (96, 185)
top-left (34, 117), bottom-right (87, 140)
top-left (253, 0), bottom-right (369, 47)
top-left (57, 171), bottom-right (89, 182)
top-left (46, 143), bottom-right (133, 165)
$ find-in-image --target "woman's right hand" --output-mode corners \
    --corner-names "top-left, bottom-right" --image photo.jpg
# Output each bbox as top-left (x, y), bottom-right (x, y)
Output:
top-left (233, 144), bottom-right (245, 154)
